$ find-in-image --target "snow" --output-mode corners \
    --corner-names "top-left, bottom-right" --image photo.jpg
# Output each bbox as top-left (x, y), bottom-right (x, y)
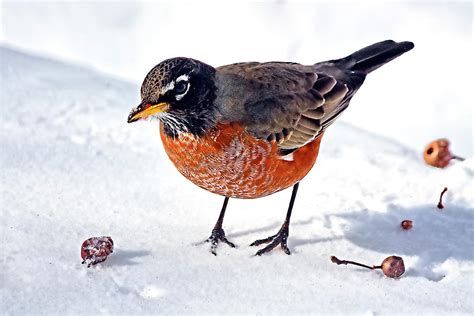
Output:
top-left (1, 44), bottom-right (473, 315)
top-left (1, 1), bottom-right (472, 158)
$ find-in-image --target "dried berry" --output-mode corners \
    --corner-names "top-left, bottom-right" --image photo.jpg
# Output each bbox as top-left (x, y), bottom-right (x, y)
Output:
top-left (423, 139), bottom-right (464, 168)
top-left (381, 256), bottom-right (405, 278)
top-left (81, 236), bottom-right (114, 267)
top-left (331, 255), bottom-right (405, 278)
top-left (401, 220), bottom-right (413, 230)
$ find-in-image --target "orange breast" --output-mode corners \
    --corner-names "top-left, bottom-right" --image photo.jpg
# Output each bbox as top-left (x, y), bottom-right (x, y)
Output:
top-left (160, 123), bottom-right (323, 199)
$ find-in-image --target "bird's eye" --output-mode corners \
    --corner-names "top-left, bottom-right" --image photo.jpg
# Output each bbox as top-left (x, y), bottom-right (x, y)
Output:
top-left (174, 81), bottom-right (188, 94)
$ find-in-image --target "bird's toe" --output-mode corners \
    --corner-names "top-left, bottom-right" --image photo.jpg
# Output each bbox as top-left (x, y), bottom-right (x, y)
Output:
top-left (251, 227), bottom-right (291, 256)
top-left (204, 227), bottom-right (236, 256)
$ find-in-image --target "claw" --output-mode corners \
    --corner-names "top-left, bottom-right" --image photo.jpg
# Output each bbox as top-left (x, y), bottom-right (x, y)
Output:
top-left (205, 227), bottom-right (236, 256)
top-left (251, 227), bottom-right (291, 256)
top-left (249, 235), bottom-right (276, 247)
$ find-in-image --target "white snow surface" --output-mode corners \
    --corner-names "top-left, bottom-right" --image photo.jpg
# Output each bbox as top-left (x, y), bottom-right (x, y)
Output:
top-left (1, 46), bottom-right (473, 315)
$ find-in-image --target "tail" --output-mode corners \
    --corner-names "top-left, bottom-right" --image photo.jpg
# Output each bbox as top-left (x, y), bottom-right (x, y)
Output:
top-left (335, 40), bottom-right (414, 74)
top-left (311, 40), bottom-right (414, 137)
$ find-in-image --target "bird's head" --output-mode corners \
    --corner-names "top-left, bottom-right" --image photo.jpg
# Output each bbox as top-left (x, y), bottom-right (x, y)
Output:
top-left (128, 57), bottom-right (217, 138)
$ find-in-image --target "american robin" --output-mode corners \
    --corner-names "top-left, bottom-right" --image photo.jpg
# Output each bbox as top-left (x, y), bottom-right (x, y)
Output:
top-left (128, 40), bottom-right (414, 256)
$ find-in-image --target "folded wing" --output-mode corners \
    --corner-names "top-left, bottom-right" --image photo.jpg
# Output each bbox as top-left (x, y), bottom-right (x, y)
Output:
top-left (216, 61), bottom-right (361, 154)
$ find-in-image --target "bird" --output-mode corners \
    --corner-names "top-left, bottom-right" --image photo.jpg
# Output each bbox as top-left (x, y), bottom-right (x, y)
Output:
top-left (128, 40), bottom-right (414, 256)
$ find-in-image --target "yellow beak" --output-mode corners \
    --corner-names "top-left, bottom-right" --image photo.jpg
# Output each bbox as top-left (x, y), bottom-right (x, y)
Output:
top-left (127, 102), bottom-right (170, 123)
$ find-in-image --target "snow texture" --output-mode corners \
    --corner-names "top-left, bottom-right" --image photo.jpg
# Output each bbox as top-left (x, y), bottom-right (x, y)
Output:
top-left (1, 43), bottom-right (473, 315)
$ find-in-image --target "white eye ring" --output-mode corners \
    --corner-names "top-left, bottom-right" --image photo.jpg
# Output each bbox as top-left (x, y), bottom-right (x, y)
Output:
top-left (175, 74), bottom-right (190, 101)
top-left (174, 81), bottom-right (188, 94)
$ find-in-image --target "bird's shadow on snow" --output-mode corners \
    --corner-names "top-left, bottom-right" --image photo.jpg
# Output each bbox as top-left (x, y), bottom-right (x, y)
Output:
top-left (106, 249), bottom-right (151, 266)
top-left (335, 203), bottom-right (474, 281)
top-left (227, 221), bottom-right (281, 239)
top-left (227, 217), bottom-right (324, 237)
top-left (289, 217), bottom-right (342, 251)
top-left (227, 217), bottom-right (340, 250)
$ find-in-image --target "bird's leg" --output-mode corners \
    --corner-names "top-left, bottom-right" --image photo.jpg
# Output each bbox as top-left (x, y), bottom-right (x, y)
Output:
top-left (250, 182), bottom-right (299, 256)
top-left (205, 197), bottom-right (236, 255)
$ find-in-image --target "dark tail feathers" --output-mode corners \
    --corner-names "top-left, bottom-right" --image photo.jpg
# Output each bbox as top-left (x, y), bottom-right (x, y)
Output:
top-left (336, 40), bottom-right (414, 74)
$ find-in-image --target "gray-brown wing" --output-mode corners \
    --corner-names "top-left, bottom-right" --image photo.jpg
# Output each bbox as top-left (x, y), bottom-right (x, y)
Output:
top-left (216, 62), bottom-right (353, 152)
top-left (278, 72), bottom-right (351, 150)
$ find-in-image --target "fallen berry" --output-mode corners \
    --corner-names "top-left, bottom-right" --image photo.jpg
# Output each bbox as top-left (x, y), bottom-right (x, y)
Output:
top-left (381, 256), bottom-right (405, 278)
top-left (423, 139), bottom-right (464, 168)
top-left (81, 236), bottom-right (114, 268)
top-left (331, 255), bottom-right (405, 278)
top-left (401, 220), bottom-right (413, 230)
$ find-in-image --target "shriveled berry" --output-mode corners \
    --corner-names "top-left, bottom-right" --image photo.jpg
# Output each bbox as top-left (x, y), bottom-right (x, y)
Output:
top-left (423, 139), bottom-right (452, 168)
top-left (381, 256), bottom-right (405, 278)
top-left (401, 220), bottom-right (413, 230)
top-left (331, 255), bottom-right (405, 279)
top-left (423, 139), bottom-right (464, 168)
top-left (81, 236), bottom-right (114, 268)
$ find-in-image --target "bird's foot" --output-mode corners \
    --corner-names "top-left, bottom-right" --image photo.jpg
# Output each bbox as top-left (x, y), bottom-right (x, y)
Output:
top-left (250, 226), bottom-right (290, 256)
top-left (206, 227), bottom-right (236, 256)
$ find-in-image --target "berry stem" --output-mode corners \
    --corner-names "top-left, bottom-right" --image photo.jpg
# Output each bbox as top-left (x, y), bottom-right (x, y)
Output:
top-left (451, 155), bottom-right (465, 161)
top-left (331, 256), bottom-right (380, 270)
top-left (437, 187), bottom-right (448, 209)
